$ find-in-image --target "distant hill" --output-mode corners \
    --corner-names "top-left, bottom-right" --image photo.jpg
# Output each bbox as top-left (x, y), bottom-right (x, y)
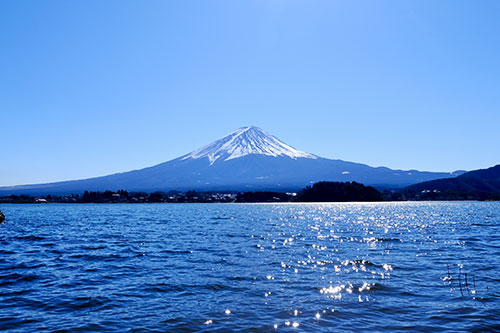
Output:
top-left (407, 165), bottom-right (500, 192)
top-left (402, 164), bottom-right (500, 200)
top-left (295, 181), bottom-right (383, 202)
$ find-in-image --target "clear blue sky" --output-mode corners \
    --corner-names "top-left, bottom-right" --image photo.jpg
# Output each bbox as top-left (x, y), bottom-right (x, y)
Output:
top-left (1, 0), bottom-right (499, 186)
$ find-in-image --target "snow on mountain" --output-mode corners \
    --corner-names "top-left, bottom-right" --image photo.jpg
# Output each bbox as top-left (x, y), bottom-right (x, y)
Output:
top-left (0, 126), bottom-right (466, 195)
top-left (181, 126), bottom-right (317, 164)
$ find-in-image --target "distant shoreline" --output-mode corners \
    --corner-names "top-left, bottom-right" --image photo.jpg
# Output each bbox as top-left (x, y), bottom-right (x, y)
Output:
top-left (2, 197), bottom-right (498, 204)
top-left (2, 178), bottom-right (499, 204)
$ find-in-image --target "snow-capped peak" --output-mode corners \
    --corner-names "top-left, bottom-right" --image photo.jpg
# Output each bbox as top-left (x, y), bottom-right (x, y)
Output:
top-left (181, 126), bottom-right (317, 165)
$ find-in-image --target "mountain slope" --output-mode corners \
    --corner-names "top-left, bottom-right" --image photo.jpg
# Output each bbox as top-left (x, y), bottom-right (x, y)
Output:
top-left (0, 126), bottom-right (465, 195)
top-left (181, 126), bottom-right (316, 164)
top-left (406, 164), bottom-right (500, 193)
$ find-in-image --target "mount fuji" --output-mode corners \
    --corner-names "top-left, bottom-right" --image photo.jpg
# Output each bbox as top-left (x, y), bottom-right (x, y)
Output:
top-left (0, 126), bottom-right (464, 195)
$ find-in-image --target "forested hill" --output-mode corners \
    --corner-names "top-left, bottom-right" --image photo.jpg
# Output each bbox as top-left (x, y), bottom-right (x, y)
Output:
top-left (406, 165), bottom-right (500, 193)
top-left (294, 181), bottom-right (383, 202)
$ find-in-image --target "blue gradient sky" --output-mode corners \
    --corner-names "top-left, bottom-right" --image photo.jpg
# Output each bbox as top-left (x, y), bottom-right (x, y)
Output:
top-left (1, 1), bottom-right (499, 186)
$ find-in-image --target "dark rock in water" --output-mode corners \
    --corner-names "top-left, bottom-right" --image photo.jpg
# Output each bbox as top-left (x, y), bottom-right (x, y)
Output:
top-left (0, 210), bottom-right (4, 223)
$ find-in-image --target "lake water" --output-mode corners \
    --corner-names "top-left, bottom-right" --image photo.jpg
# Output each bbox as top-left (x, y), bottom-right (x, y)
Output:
top-left (0, 202), bottom-right (499, 331)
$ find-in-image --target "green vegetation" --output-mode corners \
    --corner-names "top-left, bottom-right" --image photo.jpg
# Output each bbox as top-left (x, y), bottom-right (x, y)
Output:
top-left (0, 190), bottom-right (237, 204)
top-left (294, 181), bottom-right (383, 202)
top-left (384, 189), bottom-right (500, 201)
top-left (235, 192), bottom-right (291, 203)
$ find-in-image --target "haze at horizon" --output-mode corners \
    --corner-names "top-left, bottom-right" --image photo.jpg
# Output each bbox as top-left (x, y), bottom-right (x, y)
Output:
top-left (1, 0), bottom-right (499, 186)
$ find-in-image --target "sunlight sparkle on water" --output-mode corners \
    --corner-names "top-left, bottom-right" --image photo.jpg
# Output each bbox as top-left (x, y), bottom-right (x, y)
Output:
top-left (1, 202), bottom-right (498, 331)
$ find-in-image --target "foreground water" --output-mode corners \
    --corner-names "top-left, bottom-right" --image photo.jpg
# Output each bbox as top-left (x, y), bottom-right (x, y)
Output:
top-left (0, 202), bottom-right (499, 332)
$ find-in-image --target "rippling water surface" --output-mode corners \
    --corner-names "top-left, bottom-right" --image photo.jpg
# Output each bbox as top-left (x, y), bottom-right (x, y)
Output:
top-left (1, 202), bottom-right (499, 331)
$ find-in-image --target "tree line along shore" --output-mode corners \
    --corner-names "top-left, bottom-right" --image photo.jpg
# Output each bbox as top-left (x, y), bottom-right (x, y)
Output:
top-left (0, 181), bottom-right (499, 204)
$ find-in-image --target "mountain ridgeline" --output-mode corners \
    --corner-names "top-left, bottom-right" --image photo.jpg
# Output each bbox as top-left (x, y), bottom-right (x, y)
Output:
top-left (399, 164), bottom-right (500, 200)
top-left (0, 126), bottom-right (465, 195)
